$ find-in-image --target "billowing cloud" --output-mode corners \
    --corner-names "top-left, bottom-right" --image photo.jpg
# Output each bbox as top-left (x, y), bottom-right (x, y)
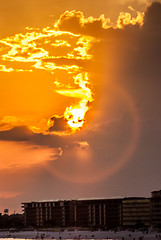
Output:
top-left (55, 8), bottom-right (144, 35)
top-left (0, 5), bottom-right (145, 137)
top-left (0, 15), bottom-right (96, 135)
top-left (143, 1), bottom-right (161, 29)
top-left (54, 10), bottom-right (111, 35)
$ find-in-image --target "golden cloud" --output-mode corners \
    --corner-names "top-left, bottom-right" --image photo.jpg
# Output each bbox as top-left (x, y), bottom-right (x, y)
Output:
top-left (0, 9), bottom-right (145, 136)
top-left (117, 10), bottom-right (144, 29)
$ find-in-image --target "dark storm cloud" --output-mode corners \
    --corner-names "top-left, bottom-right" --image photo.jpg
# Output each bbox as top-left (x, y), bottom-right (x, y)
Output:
top-left (0, 125), bottom-right (88, 158)
top-left (0, 126), bottom-right (64, 148)
top-left (0, 126), bottom-right (34, 141)
top-left (119, 2), bottom-right (161, 80)
top-left (143, 2), bottom-right (161, 30)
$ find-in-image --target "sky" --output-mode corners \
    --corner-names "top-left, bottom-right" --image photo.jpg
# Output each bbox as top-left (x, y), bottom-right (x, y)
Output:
top-left (0, 0), bottom-right (161, 214)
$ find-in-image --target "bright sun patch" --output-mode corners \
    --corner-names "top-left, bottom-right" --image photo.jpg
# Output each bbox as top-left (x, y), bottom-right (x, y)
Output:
top-left (57, 72), bottom-right (93, 132)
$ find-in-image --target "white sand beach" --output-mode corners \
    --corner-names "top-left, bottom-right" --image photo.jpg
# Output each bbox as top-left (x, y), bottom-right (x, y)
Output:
top-left (0, 230), bottom-right (160, 240)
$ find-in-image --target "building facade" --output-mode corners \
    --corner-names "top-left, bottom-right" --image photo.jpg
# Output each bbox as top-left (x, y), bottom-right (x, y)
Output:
top-left (74, 199), bottom-right (122, 229)
top-left (22, 198), bottom-right (122, 228)
top-left (122, 198), bottom-right (151, 228)
top-left (22, 190), bottom-right (161, 229)
top-left (22, 200), bottom-right (76, 227)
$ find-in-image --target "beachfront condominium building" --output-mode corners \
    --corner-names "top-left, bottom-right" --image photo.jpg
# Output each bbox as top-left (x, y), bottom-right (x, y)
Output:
top-left (22, 190), bottom-right (161, 229)
top-left (22, 198), bottom-right (122, 228)
top-left (22, 200), bottom-right (76, 227)
top-left (74, 199), bottom-right (122, 229)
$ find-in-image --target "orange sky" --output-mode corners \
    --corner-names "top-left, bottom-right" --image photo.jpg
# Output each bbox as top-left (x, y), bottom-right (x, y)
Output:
top-left (0, 4), bottom-right (144, 134)
top-left (0, 0), bottom-right (161, 213)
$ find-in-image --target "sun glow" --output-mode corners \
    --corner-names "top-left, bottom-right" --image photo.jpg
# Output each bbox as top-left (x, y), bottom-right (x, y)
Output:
top-left (65, 107), bottom-right (87, 129)
top-left (0, 11), bottom-right (95, 135)
top-left (0, 9), bottom-right (143, 135)
top-left (59, 72), bottom-right (93, 132)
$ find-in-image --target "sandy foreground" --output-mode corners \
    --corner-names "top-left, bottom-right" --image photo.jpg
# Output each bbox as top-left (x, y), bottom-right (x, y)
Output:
top-left (0, 230), bottom-right (160, 240)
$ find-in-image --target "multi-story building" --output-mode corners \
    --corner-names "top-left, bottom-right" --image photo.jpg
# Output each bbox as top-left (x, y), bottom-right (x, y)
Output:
top-left (22, 198), bottom-right (122, 228)
top-left (23, 200), bottom-right (73, 227)
top-left (74, 199), bottom-right (122, 229)
top-left (122, 198), bottom-right (151, 228)
top-left (22, 191), bottom-right (161, 229)
top-left (23, 202), bottom-right (37, 227)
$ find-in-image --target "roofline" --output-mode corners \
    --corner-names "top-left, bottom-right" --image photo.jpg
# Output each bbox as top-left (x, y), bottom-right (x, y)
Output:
top-left (21, 196), bottom-right (151, 205)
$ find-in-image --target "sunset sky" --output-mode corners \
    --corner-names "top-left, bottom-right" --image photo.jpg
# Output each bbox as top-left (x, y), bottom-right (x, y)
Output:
top-left (0, 0), bottom-right (161, 213)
